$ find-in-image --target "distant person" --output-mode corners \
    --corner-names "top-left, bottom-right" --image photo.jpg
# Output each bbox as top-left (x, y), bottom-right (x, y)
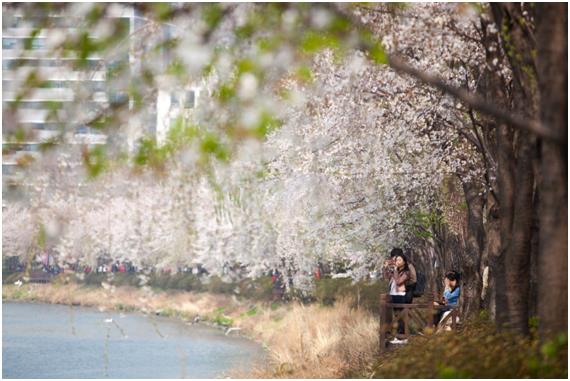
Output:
top-left (271, 270), bottom-right (285, 301)
top-left (433, 271), bottom-right (461, 326)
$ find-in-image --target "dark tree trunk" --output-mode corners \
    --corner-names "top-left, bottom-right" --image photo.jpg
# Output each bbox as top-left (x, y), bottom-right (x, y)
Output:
top-left (489, 3), bottom-right (540, 334)
top-left (461, 180), bottom-right (485, 318)
top-left (534, 3), bottom-right (568, 340)
top-left (482, 201), bottom-right (501, 319)
top-left (494, 123), bottom-right (515, 328)
top-left (528, 183), bottom-right (540, 319)
top-left (504, 132), bottom-right (535, 334)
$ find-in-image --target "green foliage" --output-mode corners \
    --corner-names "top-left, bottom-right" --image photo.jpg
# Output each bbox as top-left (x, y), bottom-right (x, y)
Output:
top-left (245, 305), bottom-right (257, 316)
top-left (83, 145), bottom-right (108, 179)
top-left (527, 334), bottom-right (568, 378)
top-left (205, 276), bottom-right (237, 294)
top-left (210, 307), bottom-right (234, 326)
top-left (438, 365), bottom-right (471, 379)
top-left (405, 208), bottom-right (443, 239)
top-left (37, 224), bottom-right (47, 249)
top-left (301, 31), bottom-right (340, 54)
top-left (131, 120), bottom-right (231, 168)
top-left (200, 133), bottom-right (228, 161)
top-left (152, 3), bottom-right (174, 22)
top-left (314, 277), bottom-right (387, 311)
top-left (166, 59), bottom-right (187, 79)
top-left (360, 30), bottom-right (388, 65)
top-left (254, 111), bottom-right (282, 138)
top-left (366, 317), bottom-right (568, 379)
top-left (257, 36), bottom-right (281, 52)
top-left (235, 22), bottom-right (256, 39)
top-left (236, 58), bottom-right (257, 75)
top-left (217, 82), bottom-right (237, 103)
top-left (133, 137), bottom-right (160, 166)
top-left (23, 29), bottom-right (41, 50)
top-left (165, 118), bottom-right (193, 146)
top-left (295, 66), bottom-right (314, 83)
top-left (202, 4), bottom-right (224, 29)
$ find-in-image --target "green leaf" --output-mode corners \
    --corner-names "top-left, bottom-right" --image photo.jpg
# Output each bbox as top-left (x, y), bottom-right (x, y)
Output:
top-left (166, 59), bottom-right (186, 78)
top-left (295, 66), bottom-right (313, 83)
top-left (235, 22), bottom-right (256, 39)
top-left (246, 306), bottom-right (257, 316)
top-left (133, 137), bottom-right (156, 166)
top-left (237, 59), bottom-right (256, 75)
top-left (23, 28), bottom-right (41, 50)
top-left (254, 111), bottom-right (282, 138)
top-left (368, 41), bottom-right (388, 65)
top-left (217, 83), bottom-right (236, 103)
top-left (37, 224), bottom-right (46, 249)
top-left (83, 145), bottom-right (108, 178)
top-left (328, 16), bottom-right (350, 34)
top-left (203, 4), bottom-right (224, 29)
top-left (152, 3), bottom-right (174, 21)
top-left (257, 36), bottom-right (281, 52)
top-left (301, 31), bottom-right (340, 53)
top-left (201, 133), bottom-right (228, 161)
top-left (360, 31), bottom-right (388, 65)
top-left (86, 4), bottom-right (105, 25)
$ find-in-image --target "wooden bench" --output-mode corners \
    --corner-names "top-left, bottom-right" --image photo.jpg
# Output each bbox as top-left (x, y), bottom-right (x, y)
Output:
top-left (378, 293), bottom-right (460, 352)
top-left (28, 271), bottom-right (52, 284)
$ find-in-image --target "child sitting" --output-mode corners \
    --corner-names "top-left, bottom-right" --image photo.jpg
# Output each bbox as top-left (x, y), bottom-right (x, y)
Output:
top-left (433, 271), bottom-right (460, 326)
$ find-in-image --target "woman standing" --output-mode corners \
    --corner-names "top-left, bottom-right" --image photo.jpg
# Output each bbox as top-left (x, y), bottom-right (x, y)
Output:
top-left (387, 254), bottom-right (410, 304)
top-left (384, 253), bottom-right (411, 342)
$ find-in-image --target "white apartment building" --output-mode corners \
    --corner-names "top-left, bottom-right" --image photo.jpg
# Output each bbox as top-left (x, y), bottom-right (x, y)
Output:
top-left (2, 4), bottom-right (199, 197)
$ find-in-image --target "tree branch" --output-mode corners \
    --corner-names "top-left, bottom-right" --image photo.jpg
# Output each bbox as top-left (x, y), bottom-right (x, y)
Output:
top-left (387, 55), bottom-right (563, 142)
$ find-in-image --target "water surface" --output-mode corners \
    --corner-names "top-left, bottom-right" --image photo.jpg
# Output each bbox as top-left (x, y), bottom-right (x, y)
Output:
top-left (3, 302), bottom-right (264, 378)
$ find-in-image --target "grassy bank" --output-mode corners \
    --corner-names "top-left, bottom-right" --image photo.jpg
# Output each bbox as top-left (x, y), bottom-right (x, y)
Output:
top-left (2, 278), bottom-right (381, 378)
top-left (6, 275), bottom-right (562, 378)
top-left (358, 314), bottom-right (568, 379)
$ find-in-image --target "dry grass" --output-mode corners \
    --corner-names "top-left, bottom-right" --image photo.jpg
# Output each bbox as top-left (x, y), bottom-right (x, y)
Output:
top-left (249, 299), bottom-right (379, 378)
top-left (2, 281), bottom-right (244, 318)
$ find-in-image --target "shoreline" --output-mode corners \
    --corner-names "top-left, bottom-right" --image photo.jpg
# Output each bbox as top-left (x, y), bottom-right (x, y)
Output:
top-left (2, 280), bottom-right (380, 378)
top-left (3, 281), bottom-right (278, 377)
top-left (2, 281), bottom-right (278, 341)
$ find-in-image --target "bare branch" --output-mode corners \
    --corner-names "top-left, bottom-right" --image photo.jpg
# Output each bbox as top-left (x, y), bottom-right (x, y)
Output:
top-left (387, 56), bottom-right (562, 142)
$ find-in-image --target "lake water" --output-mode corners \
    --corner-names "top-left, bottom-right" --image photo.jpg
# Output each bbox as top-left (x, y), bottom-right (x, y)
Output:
top-left (2, 302), bottom-right (265, 378)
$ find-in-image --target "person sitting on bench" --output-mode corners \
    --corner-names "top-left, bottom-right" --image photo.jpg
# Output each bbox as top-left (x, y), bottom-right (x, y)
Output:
top-left (433, 271), bottom-right (460, 326)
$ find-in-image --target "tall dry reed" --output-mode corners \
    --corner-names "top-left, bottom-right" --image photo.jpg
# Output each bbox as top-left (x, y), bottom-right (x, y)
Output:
top-left (251, 299), bottom-right (379, 378)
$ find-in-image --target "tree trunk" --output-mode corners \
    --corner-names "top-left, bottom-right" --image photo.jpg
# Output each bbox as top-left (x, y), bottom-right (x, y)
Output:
top-left (494, 123), bottom-right (515, 328)
top-left (504, 132), bottom-right (535, 334)
top-left (490, 3), bottom-right (540, 334)
top-left (534, 3), bottom-right (568, 340)
top-left (482, 202), bottom-right (501, 320)
top-left (461, 180), bottom-right (485, 318)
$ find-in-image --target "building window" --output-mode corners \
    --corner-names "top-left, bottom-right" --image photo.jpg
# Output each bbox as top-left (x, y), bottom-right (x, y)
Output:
top-left (170, 93), bottom-right (178, 107)
top-left (184, 90), bottom-right (195, 109)
top-left (2, 38), bottom-right (17, 49)
top-left (31, 38), bottom-right (46, 49)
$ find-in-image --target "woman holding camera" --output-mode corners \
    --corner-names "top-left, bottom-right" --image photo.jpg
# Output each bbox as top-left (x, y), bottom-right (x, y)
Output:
top-left (383, 253), bottom-right (411, 342)
top-left (386, 254), bottom-right (410, 304)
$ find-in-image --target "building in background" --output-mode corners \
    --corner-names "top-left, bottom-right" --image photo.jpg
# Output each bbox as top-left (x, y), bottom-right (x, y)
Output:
top-left (2, 4), bottom-right (199, 197)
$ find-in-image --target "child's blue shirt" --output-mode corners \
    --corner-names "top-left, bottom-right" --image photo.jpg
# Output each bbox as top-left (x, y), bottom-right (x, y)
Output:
top-left (443, 287), bottom-right (460, 305)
